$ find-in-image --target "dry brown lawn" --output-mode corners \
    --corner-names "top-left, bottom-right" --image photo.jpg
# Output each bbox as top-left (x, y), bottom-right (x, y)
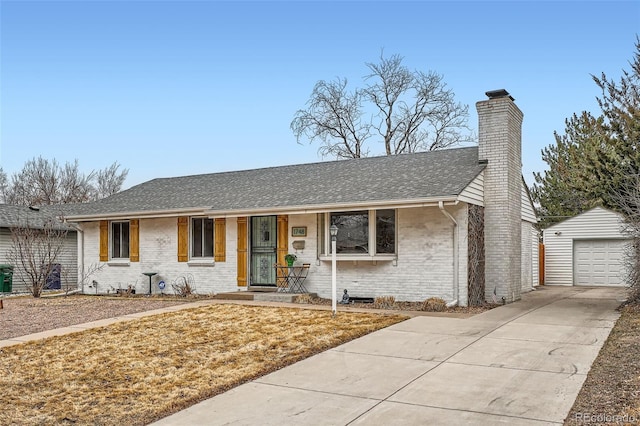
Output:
top-left (565, 303), bottom-right (640, 425)
top-left (0, 304), bottom-right (406, 425)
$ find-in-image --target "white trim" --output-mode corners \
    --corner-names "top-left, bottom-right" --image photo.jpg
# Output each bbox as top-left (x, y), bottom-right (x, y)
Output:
top-left (65, 198), bottom-right (460, 221)
top-left (65, 207), bottom-right (210, 222)
top-left (187, 260), bottom-right (216, 267)
top-left (107, 260), bottom-right (130, 267)
top-left (458, 171), bottom-right (484, 206)
top-left (318, 255), bottom-right (396, 262)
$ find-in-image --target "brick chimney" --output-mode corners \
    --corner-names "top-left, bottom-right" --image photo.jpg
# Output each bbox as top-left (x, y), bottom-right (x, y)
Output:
top-left (477, 89), bottom-right (523, 303)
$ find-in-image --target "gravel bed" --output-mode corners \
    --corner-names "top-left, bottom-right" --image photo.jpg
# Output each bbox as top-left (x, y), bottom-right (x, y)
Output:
top-left (0, 295), bottom-right (190, 340)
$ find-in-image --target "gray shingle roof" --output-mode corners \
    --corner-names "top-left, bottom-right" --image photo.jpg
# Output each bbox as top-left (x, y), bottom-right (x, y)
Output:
top-left (0, 204), bottom-right (75, 230)
top-left (65, 147), bottom-right (484, 218)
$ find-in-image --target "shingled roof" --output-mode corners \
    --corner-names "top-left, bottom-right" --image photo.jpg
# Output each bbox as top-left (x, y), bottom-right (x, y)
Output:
top-left (0, 204), bottom-right (75, 230)
top-left (64, 146), bottom-right (485, 219)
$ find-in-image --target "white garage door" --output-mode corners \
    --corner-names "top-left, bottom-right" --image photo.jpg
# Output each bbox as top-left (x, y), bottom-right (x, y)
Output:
top-left (574, 239), bottom-right (628, 286)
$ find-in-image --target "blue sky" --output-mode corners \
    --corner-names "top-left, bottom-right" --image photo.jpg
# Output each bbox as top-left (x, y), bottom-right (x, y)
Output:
top-left (1, 1), bottom-right (638, 190)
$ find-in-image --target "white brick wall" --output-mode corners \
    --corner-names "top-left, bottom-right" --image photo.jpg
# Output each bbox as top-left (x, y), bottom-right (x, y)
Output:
top-left (477, 95), bottom-right (524, 303)
top-left (81, 218), bottom-right (239, 295)
top-left (80, 206), bottom-right (471, 304)
top-left (286, 206), bottom-right (469, 304)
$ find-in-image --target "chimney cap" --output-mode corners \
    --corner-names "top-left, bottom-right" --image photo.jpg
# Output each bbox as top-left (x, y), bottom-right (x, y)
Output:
top-left (485, 89), bottom-right (514, 101)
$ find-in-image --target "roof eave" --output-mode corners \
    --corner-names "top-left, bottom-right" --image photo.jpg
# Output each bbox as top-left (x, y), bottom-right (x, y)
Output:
top-left (204, 196), bottom-right (461, 218)
top-left (63, 196), bottom-right (466, 222)
top-left (64, 207), bottom-right (211, 222)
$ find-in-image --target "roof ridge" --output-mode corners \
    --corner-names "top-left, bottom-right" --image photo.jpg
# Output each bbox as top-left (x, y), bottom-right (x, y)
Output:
top-left (149, 145), bottom-right (480, 182)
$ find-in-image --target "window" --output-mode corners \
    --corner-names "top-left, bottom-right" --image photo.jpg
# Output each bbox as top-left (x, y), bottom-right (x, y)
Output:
top-left (111, 221), bottom-right (130, 259)
top-left (331, 211), bottom-right (369, 253)
top-left (376, 209), bottom-right (396, 254)
top-left (192, 217), bottom-right (214, 258)
top-left (325, 209), bottom-right (396, 256)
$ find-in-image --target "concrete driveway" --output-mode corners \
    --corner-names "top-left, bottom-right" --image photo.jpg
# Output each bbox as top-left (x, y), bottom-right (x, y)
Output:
top-left (152, 286), bottom-right (627, 425)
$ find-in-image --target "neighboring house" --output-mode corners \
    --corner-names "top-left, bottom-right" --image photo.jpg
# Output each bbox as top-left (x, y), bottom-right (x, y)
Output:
top-left (543, 206), bottom-right (631, 287)
top-left (64, 90), bottom-right (538, 305)
top-left (0, 204), bottom-right (78, 294)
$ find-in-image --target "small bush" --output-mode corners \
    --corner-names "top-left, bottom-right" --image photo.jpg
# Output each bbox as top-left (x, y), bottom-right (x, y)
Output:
top-left (172, 276), bottom-right (194, 297)
top-left (294, 294), bottom-right (313, 304)
top-left (373, 295), bottom-right (396, 309)
top-left (422, 297), bottom-right (447, 312)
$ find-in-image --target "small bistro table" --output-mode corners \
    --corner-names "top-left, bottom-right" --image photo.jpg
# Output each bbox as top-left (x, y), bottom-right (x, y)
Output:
top-left (274, 264), bottom-right (310, 293)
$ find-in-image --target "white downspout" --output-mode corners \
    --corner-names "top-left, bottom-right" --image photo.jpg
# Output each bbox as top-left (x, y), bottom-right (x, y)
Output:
top-left (439, 201), bottom-right (459, 307)
top-left (64, 221), bottom-right (84, 294)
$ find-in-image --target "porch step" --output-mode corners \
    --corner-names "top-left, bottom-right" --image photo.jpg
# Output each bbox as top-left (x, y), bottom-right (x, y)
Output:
top-left (212, 292), bottom-right (255, 301)
top-left (212, 291), bottom-right (317, 303)
top-left (249, 286), bottom-right (278, 293)
top-left (254, 292), bottom-right (317, 303)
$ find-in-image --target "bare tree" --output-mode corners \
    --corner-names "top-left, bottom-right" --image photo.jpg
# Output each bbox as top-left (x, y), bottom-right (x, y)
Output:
top-left (93, 162), bottom-right (129, 200)
top-left (292, 53), bottom-right (472, 158)
top-left (0, 168), bottom-right (8, 203)
top-left (609, 172), bottom-right (640, 302)
top-left (4, 157), bottom-right (128, 206)
top-left (291, 78), bottom-right (372, 159)
top-left (61, 261), bottom-right (105, 296)
top-left (7, 219), bottom-right (69, 298)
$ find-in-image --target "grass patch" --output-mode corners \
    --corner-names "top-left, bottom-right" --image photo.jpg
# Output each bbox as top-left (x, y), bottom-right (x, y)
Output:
top-left (0, 304), bottom-right (406, 425)
top-left (565, 303), bottom-right (640, 425)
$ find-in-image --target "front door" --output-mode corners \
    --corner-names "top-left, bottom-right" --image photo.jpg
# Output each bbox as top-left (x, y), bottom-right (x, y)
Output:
top-left (250, 216), bottom-right (277, 286)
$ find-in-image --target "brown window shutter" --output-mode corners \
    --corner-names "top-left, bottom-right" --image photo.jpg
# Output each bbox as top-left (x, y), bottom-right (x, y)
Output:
top-left (237, 217), bottom-right (247, 287)
top-left (130, 219), bottom-right (140, 262)
top-left (177, 217), bottom-right (188, 262)
top-left (277, 215), bottom-right (288, 266)
top-left (214, 218), bottom-right (226, 262)
top-left (99, 220), bottom-right (109, 261)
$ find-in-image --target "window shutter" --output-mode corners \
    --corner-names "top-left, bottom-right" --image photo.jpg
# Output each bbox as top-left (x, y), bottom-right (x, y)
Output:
top-left (214, 218), bottom-right (226, 262)
top-left (99, 220), bottom-right (108, 261)
top-left (277, 215), bottom-right (288, 266)
top-left (177, 217), bottom-right (188, 262)
top-left (237, 217), bottom-right (247, 286)
top-left (130, 219), bottom-right (140, 262)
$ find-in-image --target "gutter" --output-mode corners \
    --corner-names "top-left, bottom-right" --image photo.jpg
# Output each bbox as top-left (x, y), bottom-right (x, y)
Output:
top-left (63, 198), bottom-right (461, 222)
top-left (439, 201), bottom-right (459, 307)
top-left (205, 197), bottom-right (460, 218)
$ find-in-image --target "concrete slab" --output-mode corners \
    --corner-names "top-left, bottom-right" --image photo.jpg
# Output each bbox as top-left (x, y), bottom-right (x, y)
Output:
top-left (388, 316), bottom-right (497, 337)
top-left (512, 298), bottom-right (620, 327)
top-left (569, 287), bottom-right (629, 301)
top-left (448, 336), bottom-right (602, 374)
top-left (351, 401), bottom-right (554, 426)
top-left (153, 382), bottom-right (379, 426)
top-left (388, 363), bottom-right (586, 423)
top-left (334, 329), bottom-right (479, 362)
top-left (469, 304), bottom-right (540, 324)
top-left (486, 322), bottom-right (613, 346)
top-left (256, 350), bottom-right (438, 399)
top-left (1, 327), bottom-right (83, 343)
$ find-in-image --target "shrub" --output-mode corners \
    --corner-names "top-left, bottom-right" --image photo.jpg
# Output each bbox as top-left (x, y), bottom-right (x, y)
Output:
top-left (294, 294), bottom-right (313, 304)
top-left (172, 276), bottom-right (194, 297)
top-left (422, 297), bottom-right (447, 312)
top-left (373, 295), bottom-right (396, 309)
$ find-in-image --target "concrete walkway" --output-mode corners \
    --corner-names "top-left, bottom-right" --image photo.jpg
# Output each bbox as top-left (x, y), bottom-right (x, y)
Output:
top-left (151, 286), bottom-right (627, 426)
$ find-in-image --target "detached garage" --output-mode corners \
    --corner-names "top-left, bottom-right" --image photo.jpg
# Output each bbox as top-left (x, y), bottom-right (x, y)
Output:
top-left (543, 207), bottom-right (630, 287)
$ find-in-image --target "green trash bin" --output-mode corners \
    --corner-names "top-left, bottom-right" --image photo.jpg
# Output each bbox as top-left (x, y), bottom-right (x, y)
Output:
top-left (0, 265), bottom-right (13, 293)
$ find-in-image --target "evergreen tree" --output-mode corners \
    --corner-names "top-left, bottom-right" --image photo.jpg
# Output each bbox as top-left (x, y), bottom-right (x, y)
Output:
top-left (533, 38), bottom-right (640, 227)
